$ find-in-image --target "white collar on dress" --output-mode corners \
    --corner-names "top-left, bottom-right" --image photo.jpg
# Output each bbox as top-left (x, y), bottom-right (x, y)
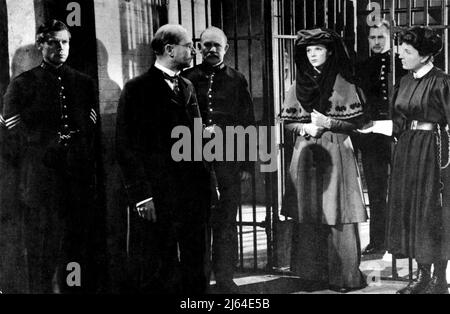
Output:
top-left (413, 62), bottom-right (433, 79)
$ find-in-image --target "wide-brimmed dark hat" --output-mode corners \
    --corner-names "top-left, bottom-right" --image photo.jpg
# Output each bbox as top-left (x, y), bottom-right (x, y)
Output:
top-left (294, 28), bottom-right (352, 74)
top-left (295, 28), bottom-right (338, 47)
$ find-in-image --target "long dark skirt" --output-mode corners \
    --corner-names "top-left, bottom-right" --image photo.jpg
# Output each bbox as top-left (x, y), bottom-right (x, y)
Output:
top-left (386, 130), bottom-right (450, 263)
top-left (290, 223), bottom-right (365, 289)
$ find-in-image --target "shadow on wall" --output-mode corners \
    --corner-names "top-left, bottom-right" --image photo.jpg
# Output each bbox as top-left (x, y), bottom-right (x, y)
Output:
top-left (97, 39), bottom-right (122, 115)
top-left (10, 44), bottom-right (42, 78)
top-left (96, 38), bottom-right (128, 294)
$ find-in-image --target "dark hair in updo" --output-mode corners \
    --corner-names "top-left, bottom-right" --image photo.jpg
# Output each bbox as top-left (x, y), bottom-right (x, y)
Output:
top-left (399, 26), bottom-right (443, 57)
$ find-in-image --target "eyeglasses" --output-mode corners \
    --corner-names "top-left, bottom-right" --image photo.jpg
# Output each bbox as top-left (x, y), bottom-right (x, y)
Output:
top-left (174, 42), bottom-right (195, 50)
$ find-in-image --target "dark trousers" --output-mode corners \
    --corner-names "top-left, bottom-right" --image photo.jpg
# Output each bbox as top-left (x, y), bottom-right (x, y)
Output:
top-left (25, 205), bottom-right (90, 293)
top-left (127, 188), bottom-right (210, 294)
top-left (353, 133), bottom-right (391, 248)
top-left (23, 172), bottom-right (98, 294)
top-left (209, 162), bottom-right (240, 283)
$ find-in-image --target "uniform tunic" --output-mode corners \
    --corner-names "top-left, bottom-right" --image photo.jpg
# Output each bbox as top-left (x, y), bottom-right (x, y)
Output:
top-left (182, 63), bottom-right (255, 284)
top-left (354, 52), bottom-right (407, 248)
top-left (386, 67), bottom-right (450, 263)
top-left (1, 63), bottom-right (103, 293)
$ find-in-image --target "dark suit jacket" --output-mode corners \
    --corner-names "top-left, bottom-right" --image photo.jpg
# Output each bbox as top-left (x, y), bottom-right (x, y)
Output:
top-left (116, 66), bottom-right (210, 219)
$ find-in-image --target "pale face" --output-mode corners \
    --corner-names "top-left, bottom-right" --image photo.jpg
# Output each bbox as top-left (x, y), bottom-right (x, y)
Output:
top-left (200, 30), bottom-right (229, 66)
top-left (306, 44), bottom-right (329, 68)
top-left (399, 42), bottom-right (428, 72)
top-left (172, 32), bottom-right (196, 70)
top-left (38, 30), bottom-right (70, 66)
top-left (368, 26), bottom-right (390, 54)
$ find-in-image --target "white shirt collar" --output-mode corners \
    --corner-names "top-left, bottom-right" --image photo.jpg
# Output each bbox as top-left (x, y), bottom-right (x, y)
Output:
top-left (413, 62), bottom-right (434, 79)
top-left (154, 61), bottom-right (180, 77)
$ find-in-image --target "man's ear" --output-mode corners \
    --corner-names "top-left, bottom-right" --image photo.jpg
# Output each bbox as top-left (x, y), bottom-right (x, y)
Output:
top-left (224, 43), bottom-right (230, 54)
top-left (165, 44), bottom-right (174, 57)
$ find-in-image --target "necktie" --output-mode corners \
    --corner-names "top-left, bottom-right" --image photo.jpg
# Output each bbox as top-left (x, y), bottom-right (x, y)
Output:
top-left (163, 72), bottom-right (181, 96)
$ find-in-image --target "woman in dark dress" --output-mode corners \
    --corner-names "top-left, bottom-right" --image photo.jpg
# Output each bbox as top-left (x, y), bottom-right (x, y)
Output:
top-left (361, 26), bottom-right (450, 294)
top-left (281, 29), bottom-right (368, 292)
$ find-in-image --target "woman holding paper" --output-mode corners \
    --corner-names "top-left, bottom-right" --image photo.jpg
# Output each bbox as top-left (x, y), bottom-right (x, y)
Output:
top-left (361, 26), bottom-right (450, 294)
top-left (280, 29), bottom-right (367, 292)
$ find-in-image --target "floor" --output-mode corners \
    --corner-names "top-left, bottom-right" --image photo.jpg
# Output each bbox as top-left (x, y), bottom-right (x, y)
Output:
top-left (217, 204), bottom-right (450, 294)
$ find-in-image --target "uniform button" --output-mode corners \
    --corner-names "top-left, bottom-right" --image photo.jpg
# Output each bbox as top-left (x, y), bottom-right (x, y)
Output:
top-left (381, 76), bottom-right (385, 80)
top-left (61, 86), bottom-right (65, 90)
top-left (382, 83), bottom-right (386, 87)
top-left (208, 120), bottom-right (213, 123)
top-left (381, 59), bottom-right (386, 62)
top-left (209, 108), bottom-right (213, 112)
top-left (58, 77), bottom-right (62, 81)
top-left (63, 96), bottom-right (66, 99)
top-left (64, 124), bottom-right (69, 128)
top-left (382, 90), bottom-right (387, 94)
top-left (381, 65), bottom-right (386, 69)
top-left (383, 97), bottom-right (388, 100)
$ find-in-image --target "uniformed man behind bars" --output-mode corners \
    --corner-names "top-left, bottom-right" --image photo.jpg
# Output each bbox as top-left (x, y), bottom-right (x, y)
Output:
top-left (1, 20), bottom-right (104, 293)
top-left (354, 20), bottom-right (406, 256)
top-left (183, 27), bottom-right (255, 294)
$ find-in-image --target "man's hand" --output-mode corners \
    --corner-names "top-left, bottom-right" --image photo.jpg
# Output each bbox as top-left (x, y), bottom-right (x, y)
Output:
top-left (136, 199), bottom-right (157, 222)
top-left (204, 124), bottom-right (218, 136)
top-left (240, 171), bottom-right (251, 181)
top-left (303, 123), bottom-right (326, 138)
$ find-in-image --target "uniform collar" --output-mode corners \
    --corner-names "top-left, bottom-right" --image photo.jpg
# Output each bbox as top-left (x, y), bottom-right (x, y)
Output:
top-left (40, 61), bottom-right (65, 76)
top-left (201, 62), bottom-right (226, 74)
top-left (413, 63), bottom-right (434, 79)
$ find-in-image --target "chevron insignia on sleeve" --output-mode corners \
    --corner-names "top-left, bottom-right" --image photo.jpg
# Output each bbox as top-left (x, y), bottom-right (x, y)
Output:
top-left (5, 114), bottom-right (21, 130)
top-left (90, 109), bottom-right (97, 124)
top-left (0, 115), bottom-right (5, 127)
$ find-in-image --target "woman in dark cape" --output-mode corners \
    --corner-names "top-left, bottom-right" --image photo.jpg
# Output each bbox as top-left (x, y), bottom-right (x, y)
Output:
top-left (280, 29), bottom-right (367, 292)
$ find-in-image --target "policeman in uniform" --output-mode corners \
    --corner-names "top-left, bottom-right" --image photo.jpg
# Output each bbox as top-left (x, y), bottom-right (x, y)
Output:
top-left (355, 20), bottom-right (406, 255)
top-left (1, 20), bottom-right (103, 293)
top-left (183, 26), bottom-right (255, 293)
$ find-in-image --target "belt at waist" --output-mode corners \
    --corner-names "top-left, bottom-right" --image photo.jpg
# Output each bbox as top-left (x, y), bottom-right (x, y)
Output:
top-left (409, 121), bottom-right (437, 131)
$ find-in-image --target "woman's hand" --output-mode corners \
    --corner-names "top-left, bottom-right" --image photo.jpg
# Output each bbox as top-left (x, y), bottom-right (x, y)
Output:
top-left (357, 121), bottom-right (393, 136)
top-left (357, 121), bottom-right (375, 134)
top-left (303, 123), bottom-right (326, 138)
top-left (311, 110), bottom-right (332, 129)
